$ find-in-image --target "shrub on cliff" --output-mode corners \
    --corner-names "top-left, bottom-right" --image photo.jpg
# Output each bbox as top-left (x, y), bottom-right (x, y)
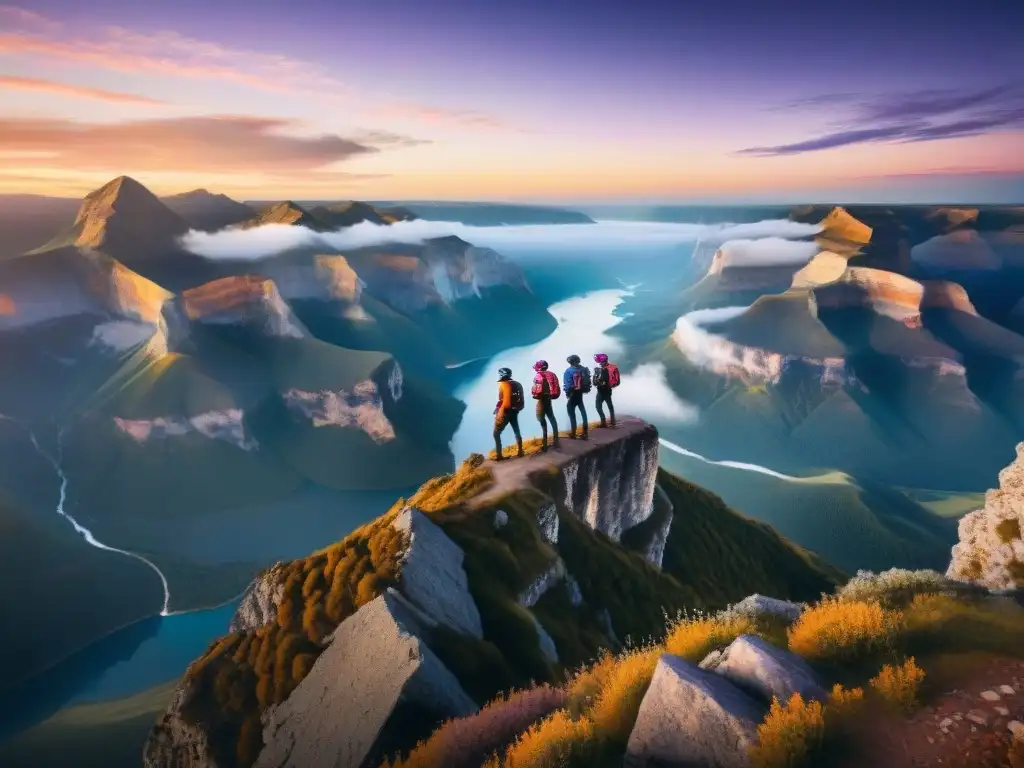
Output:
top-left (381, 685), bottom-right (567, 768)
top-left (787, 597), bottom-right (904, 664)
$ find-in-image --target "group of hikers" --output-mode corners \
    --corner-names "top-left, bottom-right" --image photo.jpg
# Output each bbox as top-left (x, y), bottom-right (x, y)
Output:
top-left (493, 353), bottom-right (621, 460)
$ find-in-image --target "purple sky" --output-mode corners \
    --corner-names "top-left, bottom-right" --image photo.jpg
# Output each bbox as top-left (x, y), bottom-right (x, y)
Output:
top-left (1, 0), bottom-right (1022, 202)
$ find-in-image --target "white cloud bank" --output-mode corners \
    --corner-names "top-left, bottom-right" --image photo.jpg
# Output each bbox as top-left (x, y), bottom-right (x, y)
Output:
top-left (179, 218), bottom-right (822, 261)
top-left (714, 237), bottom-right (820, 269)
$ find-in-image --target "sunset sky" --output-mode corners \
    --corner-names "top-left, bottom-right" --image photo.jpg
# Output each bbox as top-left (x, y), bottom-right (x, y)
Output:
top-left (1, 0), bottom-right (1022, 203)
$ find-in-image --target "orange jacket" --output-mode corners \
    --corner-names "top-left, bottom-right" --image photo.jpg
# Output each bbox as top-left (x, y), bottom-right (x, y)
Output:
top-left (496, 380), bottom-right (513, 410)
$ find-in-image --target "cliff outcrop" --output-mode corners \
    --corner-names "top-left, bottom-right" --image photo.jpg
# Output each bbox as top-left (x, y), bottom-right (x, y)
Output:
top-left (143, 418), bottom-right (841, 768)
top-left (180, 276), bottom-right (307, 339)
top-left (948, 442), bottom-right (1024, 590)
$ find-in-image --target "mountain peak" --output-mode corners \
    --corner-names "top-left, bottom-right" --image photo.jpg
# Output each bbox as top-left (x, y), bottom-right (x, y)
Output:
top-left (239, 200), bottom-right (328, 231)
top-left (161, 188), bottom-right (255, 231)
top-left (63, 175), bottom-right (189, 253)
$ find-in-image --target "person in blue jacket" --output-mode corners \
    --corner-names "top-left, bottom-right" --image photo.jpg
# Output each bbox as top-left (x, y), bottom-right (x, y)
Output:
top-left (562, 354), bottom-right (590, 439)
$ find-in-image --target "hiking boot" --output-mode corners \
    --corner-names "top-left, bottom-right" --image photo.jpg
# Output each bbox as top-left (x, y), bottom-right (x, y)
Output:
top-left (598, 419), bottom-right (607, 428)
top-left (553, 438), bottom-right (562, 449)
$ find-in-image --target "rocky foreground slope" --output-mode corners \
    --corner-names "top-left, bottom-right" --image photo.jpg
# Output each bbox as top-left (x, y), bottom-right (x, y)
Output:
top-left (144, 417), bottom-right (842, 768)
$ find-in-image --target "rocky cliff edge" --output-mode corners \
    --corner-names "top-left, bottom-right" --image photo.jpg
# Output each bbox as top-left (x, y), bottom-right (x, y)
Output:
top-left (144, 417), bottom-right (840, 768)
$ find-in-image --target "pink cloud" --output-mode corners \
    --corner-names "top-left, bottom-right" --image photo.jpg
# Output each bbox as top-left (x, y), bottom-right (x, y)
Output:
top-left (0, 74), bottom-right (165, 105)
top-left (0, 115), bottom-right (396, 173)
top-left (373, 102), bottom-right (513, 131)
top-left (0, 9), bottom-right (351, 95)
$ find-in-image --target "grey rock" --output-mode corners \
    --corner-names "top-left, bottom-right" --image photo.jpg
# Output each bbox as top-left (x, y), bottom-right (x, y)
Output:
top-left (536, 502), bottom-right (559, 544)
top-left (255, 589), bottom-right (477, 768)
top-left (981, 690), bottom-right (1001, 701)
top-left (704, 634), bottom-right (827, 705)
top-left (530, 614), bottom-right (559, 664)
top-left (143, 677), bottom-right (221, 768)
top-left (517, 558), bottom-right (567, 608)
top-left (626, 654), bottom-right (764, 768)
top-left (996, 706), bottom-right (1010, 716)
top-left (967, 710), bottom-right (989, 726)
top-left (723, 594), bottom-right (806, 626)
top-left (999, 684), bottom-right (1016, 695)
top-left (939, 717), bottom-right (954, 729)
top-left (562, 422), bottom-right (659, 541)
top-left (493, 509), bottom-right (508, 529)
top-left (228, 562), bottom-right (288, 633)
top-left (641, 484), bottom-right (675, 569)
top-left (700, 649), bottom-right (724, 671)
top-left (393, 507), bottom-right (483, 638)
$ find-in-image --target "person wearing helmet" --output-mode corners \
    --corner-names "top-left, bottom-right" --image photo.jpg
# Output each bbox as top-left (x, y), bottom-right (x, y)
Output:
top-left (562, 354), bottom-right (591, 439)
top-left (531, 359), bottom-right (561, 451)
top-left (592, 353), bottom-right (618, 427)
top-left (493, 367), bottom-right (525, 460)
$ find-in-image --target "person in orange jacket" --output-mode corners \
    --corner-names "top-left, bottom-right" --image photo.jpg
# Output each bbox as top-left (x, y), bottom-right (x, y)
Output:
top-left (493, 367), bottom-right (525, 460)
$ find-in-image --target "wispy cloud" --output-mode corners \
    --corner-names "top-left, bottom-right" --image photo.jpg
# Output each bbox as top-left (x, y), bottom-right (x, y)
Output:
top-left (0, 115), bottom-right (422, 173)
top-left (0, 5), bottom-right (351, 95)
top-left (348, 129), bottom-right (433, 148)
top-left (740, 81), bottom-right (1024, 156)
top-left (373, 102), bottom-right (512, 131)
top-left (0, 74), bottom-right (165, 105)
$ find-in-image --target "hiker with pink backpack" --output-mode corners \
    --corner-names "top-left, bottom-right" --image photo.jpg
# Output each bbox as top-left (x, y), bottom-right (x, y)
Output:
top-left (592, 353), bottom-right (621, 428)
top-left (531, 360), bottom-right (562, 451)
top-left (562, 354), bottom-right (591, 439)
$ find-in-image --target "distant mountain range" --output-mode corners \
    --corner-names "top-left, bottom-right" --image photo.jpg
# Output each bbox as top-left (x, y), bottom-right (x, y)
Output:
top-left (0, 193), bottom-right (597, 259)
top-left (0, 176), bottom-right (558, 685)
top-left (615, 202), bottom-right (1024, 570)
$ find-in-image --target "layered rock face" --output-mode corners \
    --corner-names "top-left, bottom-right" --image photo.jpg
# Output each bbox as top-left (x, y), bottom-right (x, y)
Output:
top-left (948, 442), bottom-right (1024, 590)
top-left (560, 420), bottom-right (660, 541)
top-left (264, 255), bottom-right (365, 305)
top-left (672, 298), bottom-right (854, 387)
top-left (114, 410), bottom-right (258, 451)
top-left (181, 276), bottom-right (307, 339)
top-left (424, 240), bottom-right (528, 303)
top-left (0, 248), bottom-right (172, 331)
top-left (813, 267), bottom-right (926, 325)
top-left (283, 357), bottom-right (404, 441)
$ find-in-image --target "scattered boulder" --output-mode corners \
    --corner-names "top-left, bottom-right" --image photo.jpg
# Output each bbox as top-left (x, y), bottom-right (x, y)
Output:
top-left (626, 654), bottom-right (764, 768)
top-left (702, 634), bottom-right (827, 705)
top-left (255, 589), bottom-right (477, 768)
top-left (493, 509), bottom-right (508, 529)
top-left (393, 507), bottom-right (484, 638)
top-left (722, 594), bottom-right (805, 625)
top-left (536, 502), bottom-right (559, 544)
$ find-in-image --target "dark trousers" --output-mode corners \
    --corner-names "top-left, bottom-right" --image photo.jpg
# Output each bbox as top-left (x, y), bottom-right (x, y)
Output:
top-left (494, 409), bottom-right (523, 456)
top-left (595, 387), bottom-right (615, 425)
top-left (535, 398), bottom-right (559, 445)
top-left (566, 391), bottom-right (588, 436)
